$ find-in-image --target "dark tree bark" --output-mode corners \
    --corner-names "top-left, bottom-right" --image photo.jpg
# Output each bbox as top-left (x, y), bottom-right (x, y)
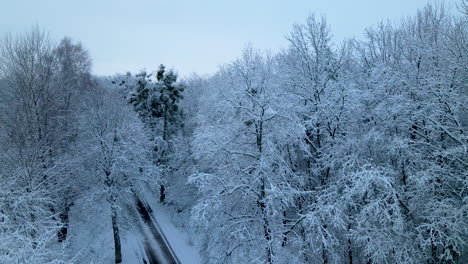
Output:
top-left (163, 114), bottom-right (168, 141)
top-left (322, 240), bottom-right (328, 264)
top-left (58, 204), bottom-right (70, 242)
top-left (259, 191), bottom-right (272, 264)
top-left (111, 204), bottom-right (122, 263)
top-left (347, 216), bottom-right (353, 264)
top-left (348, 238), bottom-right (353, 264)
top-left (160, 184), bottom-right (166, 203)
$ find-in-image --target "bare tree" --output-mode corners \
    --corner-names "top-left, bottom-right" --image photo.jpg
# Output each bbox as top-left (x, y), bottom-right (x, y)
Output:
top-left (77, 87), bottom-right (157, 263)
top-left (0, 26), bottom-right (62, 263)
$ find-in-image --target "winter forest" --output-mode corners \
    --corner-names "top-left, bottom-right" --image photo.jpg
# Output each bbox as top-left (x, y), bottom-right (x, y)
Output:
top-left (0, 2), bottom-right (467, 264)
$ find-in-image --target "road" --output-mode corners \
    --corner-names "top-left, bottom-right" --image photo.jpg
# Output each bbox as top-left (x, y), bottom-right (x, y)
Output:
top-left (136, 199), bottom-right (180, 264)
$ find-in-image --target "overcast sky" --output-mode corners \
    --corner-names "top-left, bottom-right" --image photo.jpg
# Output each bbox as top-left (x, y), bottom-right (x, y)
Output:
top-left (0, 0), bottom-right (457, 77)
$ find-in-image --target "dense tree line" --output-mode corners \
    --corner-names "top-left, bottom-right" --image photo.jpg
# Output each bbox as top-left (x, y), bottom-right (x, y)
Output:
top-left (0, 28), bottom-right (157, 263)
top-left (0, 2), bottom-right (466, 264)
top-left (183, 4), bottom-right (467, 264)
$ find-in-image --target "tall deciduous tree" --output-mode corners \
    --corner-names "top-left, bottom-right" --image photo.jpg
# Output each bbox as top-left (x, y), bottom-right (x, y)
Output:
top-left (190, 46), bottom-right (306, 263)
top-left (0, 26), bottom-right (63, 263)
top-left (78, 87), bottom-right (157, 263)
top-left (52, 36), bottom-right (93, 242)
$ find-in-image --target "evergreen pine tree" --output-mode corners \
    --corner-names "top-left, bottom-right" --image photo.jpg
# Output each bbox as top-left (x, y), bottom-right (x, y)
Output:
top-left (126, 64), bottom-right (184, 203)
top-left (153, 64), bottom-right (184, 140)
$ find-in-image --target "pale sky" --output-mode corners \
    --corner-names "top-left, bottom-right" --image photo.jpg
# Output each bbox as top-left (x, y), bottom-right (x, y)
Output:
top-left (0, 0), bottom-right (457, 77)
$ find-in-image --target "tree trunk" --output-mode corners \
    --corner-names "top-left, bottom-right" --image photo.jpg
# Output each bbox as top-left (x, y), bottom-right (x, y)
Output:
top-left (256, 119), bottom-right (271, 263)
top-left (322, 240), bottom-right (328, 264)
top-left (160, 114), bottom-right (168, 204)
top-left (111, 204), bottom-right (122, 264)
top-left (259, 177), bottom-right (272, 264)
top-left (282, 210), bottom-right (287, 246)
top-left (430, 234), bottom-right (437, 264)
top-left (30, 212), bottom-right (38, 249)
top-left (366, 238), bottom-right (372, 264)
top-left (347, 238), bottom-right (353, 264)
top-left (163, 114), bottom-right (168, 141)
top-left (58, 204), bottom-right (70, 242)
top-left (261, 204), bottom-right (272, 263)
top-left (321, 221), bottom-right (329, 264)
top-left (347, 216), bottom-right (353, 264)
top-left (160, 184), bottom-right (165, 203)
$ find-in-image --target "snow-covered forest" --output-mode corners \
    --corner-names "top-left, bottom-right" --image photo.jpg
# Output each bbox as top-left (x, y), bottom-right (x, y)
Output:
top-left (0, 2), bottom-right (467, 264)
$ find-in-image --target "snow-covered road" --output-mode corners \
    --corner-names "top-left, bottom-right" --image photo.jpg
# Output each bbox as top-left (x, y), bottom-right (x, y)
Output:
top-left (136, 199), bottom-right (180, 264)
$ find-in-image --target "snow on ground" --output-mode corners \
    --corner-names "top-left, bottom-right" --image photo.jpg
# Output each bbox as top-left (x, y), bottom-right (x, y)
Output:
top-left (65, 198), bottom-right (114, 264)
top-left (66, 197), bottom-right (146, 264)
top-left (145, 193), bottom-right (202, 264)
top-left (122, 230), bottom-right (146, 264)
top-left (64, 191), bottom-right (200, 264)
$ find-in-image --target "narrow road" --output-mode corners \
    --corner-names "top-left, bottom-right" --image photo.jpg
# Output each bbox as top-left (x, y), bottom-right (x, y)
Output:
top-left (137, 199), bottom-right (180, 264)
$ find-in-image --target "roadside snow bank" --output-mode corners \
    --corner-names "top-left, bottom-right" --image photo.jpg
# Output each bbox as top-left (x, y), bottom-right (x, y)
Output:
top-left (146, 196), bottom-right (201, 264)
